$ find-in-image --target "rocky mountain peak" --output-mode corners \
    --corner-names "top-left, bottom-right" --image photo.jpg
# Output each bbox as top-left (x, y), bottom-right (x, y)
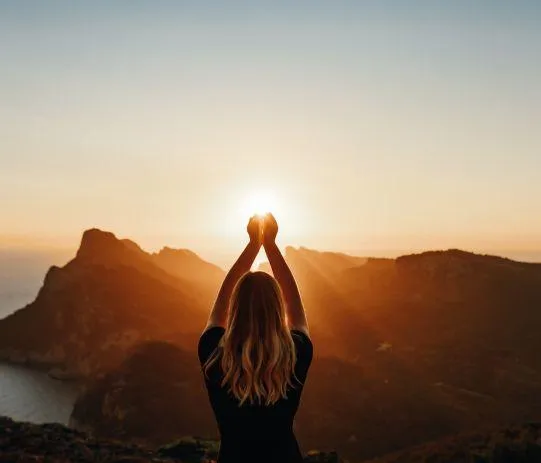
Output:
top-left (74, 229), bottom-right (152, 271)
top-left (76, 229), bottom-right (131, 262)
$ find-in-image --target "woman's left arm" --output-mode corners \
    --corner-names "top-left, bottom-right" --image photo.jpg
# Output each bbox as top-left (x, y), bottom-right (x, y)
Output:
top-left (203, 216), bottom-right (262, 331)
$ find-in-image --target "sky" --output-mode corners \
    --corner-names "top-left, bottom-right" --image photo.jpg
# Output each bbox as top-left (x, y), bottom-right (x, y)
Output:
top-left (1, 1), bottom-right (540, 264)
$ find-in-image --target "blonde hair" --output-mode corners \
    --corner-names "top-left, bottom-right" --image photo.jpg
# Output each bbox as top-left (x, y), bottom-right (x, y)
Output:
top-left (204, 271), bottom-right (297, 405)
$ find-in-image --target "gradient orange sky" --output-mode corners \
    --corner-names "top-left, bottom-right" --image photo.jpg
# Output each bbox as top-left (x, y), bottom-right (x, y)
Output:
top-left (1, 2), bottom-right (540, 264)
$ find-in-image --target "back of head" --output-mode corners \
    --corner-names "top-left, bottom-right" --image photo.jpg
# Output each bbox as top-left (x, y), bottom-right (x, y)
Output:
top-left (205, 271), bottom-right (296, 405)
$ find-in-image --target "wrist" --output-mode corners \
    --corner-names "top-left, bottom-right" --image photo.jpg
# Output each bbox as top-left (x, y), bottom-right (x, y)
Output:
top-left (263, 240), bottom-right (278, 250)
top-left (248, 239), bottom-right (262, 250)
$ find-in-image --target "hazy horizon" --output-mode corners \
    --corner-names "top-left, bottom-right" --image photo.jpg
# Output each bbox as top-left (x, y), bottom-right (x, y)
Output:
top-left (1, 1), bottom-right (540, 259)
top-left (1, 229), bottom-right (541, 270)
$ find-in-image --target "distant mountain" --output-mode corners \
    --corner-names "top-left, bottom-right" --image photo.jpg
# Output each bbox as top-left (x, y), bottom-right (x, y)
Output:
top-left (0, 229), bottom-right (223, 377)
top-left (258, 246), bottom-right (367, 276)
top-left (151, 246), bottom-right (224, 292)
top-left (259, 247), bottom-right (373, 357)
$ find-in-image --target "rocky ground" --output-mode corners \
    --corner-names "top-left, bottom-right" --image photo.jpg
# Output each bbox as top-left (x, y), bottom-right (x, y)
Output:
top-left (366, 422), bottom-right (541, 463)
top-left (0, 416), bottom-right (341, 463)
top-left (2, 415), bottom-right (541, 463)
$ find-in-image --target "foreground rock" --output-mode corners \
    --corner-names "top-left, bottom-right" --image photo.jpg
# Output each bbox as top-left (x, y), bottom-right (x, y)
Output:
top-left (366, 422), bottom-right (541, 463)
top-left (2, 415), bottom-right (541, 463)
top-left (0, 415), bottom-right (181, 462)
top-left (0, 416), bottom-right (342, 463)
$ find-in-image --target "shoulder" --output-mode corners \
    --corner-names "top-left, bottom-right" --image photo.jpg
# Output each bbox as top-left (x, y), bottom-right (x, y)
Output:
top-left (291, 329), bottom-right (313, 359)
top-left (198, 326), bottom-right (225, 364)
top-left (291, 328), bottom-right (312, 345)
top-left (291, 329), bottom-right (313, 384)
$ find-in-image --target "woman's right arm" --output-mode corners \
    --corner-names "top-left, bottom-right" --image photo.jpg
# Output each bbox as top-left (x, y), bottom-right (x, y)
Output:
top-left (203, 215), bottom-right (262, 332)
top-left (263, 214), bottom-right (309, 336)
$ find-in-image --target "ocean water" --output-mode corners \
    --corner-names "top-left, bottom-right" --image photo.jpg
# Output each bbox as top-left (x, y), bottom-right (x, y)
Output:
top-left (0, 298), bottom-right (79, 426)
top-left (0, 298), bottom-right (80, 426)
top-left (0, 362), bottom-right (79, 424)
top-left (0, 292), bottom-right (36, 320)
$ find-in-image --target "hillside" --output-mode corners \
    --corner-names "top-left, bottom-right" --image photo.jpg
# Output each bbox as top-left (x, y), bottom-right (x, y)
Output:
top-left (70, 336), bottom-right (458, 459)
top-left (71, 340), bottom-right (216, 443)
top-left (261, 247), bottom-right (541, 458)
top-left (0, 229), bottom-right (223, 377)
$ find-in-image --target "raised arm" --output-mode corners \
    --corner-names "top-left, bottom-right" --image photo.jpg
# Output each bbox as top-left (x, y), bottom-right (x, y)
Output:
top-left (262, 214), bottom-right (309, 335)
top-left (204, 216), bottom-right (262, 331)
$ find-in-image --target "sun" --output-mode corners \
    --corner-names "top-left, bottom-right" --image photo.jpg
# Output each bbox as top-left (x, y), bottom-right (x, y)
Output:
top-left (227, 188), bottom-right (298, 245)
top-left (240, 190), bottom-right (280, 217)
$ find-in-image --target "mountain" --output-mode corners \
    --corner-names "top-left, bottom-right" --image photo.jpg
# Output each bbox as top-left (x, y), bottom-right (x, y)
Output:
top-left (151, 246), bottom-right (224, 294)
top-left (0, 229), bottom-right (223, 377)
top-left (258, 247), bottom-right (367, 276)
top-left (259, 247), bottom-right (374, 357)
top-left (3, 232), bottom-right (541, 460)
top-left (70, 340), bottom-right (216, 444)
top-left (259, 247), bottom-right (541, 458)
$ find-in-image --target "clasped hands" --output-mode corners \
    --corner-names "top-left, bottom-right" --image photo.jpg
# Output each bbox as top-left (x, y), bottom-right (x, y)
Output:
top-left (247, 213), bottom-right (278, 247)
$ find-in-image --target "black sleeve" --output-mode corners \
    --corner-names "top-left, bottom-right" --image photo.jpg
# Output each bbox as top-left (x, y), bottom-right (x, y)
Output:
top-left (291, 330), bottom-right (313, 385)
top-left (198, 326), bottom-right (225, 366)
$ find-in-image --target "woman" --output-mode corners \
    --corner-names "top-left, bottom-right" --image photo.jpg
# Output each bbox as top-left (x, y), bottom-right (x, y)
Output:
top-left (198, 213), bottom-right (313, 463)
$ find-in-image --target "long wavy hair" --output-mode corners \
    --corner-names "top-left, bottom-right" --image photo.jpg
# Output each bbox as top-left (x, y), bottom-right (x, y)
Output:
top-left (204, 271), bottom-right (297, 405)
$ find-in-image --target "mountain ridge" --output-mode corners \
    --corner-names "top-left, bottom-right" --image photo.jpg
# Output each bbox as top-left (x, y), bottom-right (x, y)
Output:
top-left (2, 229), bottom-right (541, 460)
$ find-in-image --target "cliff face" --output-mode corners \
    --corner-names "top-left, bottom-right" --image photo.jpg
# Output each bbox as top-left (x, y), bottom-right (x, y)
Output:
top-left (0, 229), bottom-right (223, 377)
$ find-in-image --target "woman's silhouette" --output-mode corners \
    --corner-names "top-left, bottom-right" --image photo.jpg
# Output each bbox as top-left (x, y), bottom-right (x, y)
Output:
top-left (198, 213), bottom-right (313, 463)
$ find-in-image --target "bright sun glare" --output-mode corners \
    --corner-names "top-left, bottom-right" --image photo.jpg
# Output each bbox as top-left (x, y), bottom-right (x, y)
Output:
top-left (231, 188), bottom-right (298, 255)
top-left (239, 190), bottom-right (281, 270)
top-left (241, 190), bottom-right (279, 217)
